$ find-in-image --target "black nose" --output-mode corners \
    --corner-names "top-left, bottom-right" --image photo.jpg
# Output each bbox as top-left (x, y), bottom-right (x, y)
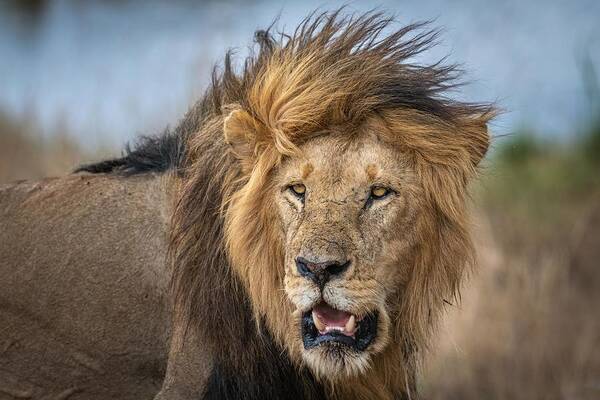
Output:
top-left (295, 257), bottom-right (350, 288)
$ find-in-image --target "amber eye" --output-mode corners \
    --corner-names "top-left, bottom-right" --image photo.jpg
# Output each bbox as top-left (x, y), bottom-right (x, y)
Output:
top-left (370, 186), bottom-right (390, 199)
top-left (289, 183), bottom-right (306, 197)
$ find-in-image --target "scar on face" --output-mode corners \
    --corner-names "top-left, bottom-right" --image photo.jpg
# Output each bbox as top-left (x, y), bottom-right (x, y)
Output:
top-left (302, 163), bottom-right (314, 179)
top-left (366, 164), bottom-right (379, 181)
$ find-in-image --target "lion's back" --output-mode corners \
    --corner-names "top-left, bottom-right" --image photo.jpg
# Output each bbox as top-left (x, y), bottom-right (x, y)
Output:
top-left (0, 173), bottom-right (172, 399)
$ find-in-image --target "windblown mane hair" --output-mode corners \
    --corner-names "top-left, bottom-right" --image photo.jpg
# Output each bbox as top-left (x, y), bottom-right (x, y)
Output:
top-left (79, 10), bottom-right (494, 399)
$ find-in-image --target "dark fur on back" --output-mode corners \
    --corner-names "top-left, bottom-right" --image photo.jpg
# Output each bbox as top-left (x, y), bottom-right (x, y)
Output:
top-left (75, 130), bottom-right (187, 175)
top-left (75, 96), bottom-right (205, 175)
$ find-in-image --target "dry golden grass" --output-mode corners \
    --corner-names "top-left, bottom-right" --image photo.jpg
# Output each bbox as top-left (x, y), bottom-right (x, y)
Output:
top-left (424, 209), bottom-right (600, 399)
top-left (424, 135), bottom-right (600, 399)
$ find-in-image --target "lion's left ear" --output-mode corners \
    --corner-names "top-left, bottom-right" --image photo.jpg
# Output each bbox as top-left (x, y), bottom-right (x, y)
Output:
top-left (462, 116), bottom-right (490, 168)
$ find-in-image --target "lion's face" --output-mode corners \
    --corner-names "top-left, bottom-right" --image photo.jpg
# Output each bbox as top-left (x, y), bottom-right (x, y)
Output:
top-left (274, 125), bottom-right (423, 378)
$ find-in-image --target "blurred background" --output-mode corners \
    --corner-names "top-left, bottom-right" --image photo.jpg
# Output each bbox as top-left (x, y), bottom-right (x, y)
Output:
top-left (1, 1), bottom-right (598, 398)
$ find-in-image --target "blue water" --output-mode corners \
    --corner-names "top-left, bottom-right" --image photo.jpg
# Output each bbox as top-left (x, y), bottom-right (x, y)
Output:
top-left (1, 0), bottom-right (599, 147)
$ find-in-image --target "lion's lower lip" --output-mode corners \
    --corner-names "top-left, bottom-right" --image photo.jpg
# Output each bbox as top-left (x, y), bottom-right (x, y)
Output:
top-left (301, 306), bottom-right (378, 351)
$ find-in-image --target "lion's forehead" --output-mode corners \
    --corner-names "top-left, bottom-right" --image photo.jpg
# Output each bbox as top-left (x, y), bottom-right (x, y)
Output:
top-left (281, 132), bottom-right (414, 193)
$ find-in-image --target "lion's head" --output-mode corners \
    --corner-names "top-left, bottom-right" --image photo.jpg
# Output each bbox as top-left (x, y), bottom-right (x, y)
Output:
top-left (171, 10), bottom-right (494, 396)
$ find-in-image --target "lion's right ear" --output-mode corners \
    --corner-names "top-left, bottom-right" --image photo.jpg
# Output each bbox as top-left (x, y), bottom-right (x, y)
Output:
top-left (223, 108), bottom-right (259, 162)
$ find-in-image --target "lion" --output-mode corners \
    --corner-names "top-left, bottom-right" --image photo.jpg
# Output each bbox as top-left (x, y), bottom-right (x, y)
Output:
top-left (0, 11), bottom-right (494, 400)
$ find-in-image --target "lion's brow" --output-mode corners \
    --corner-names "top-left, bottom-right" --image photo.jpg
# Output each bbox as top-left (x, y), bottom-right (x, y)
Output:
top-left (366, 164), bottom-right (379, 181)
top-left (302, 163), bottom-right (314, 179)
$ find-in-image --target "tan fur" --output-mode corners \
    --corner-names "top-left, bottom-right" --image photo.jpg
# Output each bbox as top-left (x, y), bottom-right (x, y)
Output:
top-left (0, 174), bottom-right (175, 399)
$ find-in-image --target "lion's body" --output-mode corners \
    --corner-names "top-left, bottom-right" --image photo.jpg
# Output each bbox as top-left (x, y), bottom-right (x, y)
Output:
top-left (0, 10), bottom-right (495, 400)
top-left (0, 175), bottom-right (175, 399)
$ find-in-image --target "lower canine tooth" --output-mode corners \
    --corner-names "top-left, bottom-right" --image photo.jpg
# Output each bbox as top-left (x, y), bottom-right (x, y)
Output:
top-left (312, 310), bottom-right (325, 332)
top-left (345, 315), bottom-right (356, 333)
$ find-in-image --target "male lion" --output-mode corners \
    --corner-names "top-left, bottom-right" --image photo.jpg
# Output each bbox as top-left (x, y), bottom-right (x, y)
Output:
top-left (0, 11), bottom-right (494, 400)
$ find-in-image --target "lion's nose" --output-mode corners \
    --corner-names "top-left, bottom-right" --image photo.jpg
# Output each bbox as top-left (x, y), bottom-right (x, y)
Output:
top-left (295, 257), bottom-right (350, 288)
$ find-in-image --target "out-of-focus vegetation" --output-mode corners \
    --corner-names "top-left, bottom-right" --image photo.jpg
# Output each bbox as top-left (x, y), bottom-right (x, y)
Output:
top-left (0, 111), bottom-right (110, 183)
top-left (483, 128), bottom-right (600, 232)
top-left (425, 120), bottom-right (600, 399)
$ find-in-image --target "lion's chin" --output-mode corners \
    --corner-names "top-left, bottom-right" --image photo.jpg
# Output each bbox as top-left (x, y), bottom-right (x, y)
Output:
top-left (299, 302), bottom-right (380, 378)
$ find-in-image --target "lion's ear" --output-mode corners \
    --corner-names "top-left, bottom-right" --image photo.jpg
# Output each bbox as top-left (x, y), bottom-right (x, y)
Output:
top-left (463, 116), bottom-right (490, 168)
top-left (223, 108), bottom-right (259, 161)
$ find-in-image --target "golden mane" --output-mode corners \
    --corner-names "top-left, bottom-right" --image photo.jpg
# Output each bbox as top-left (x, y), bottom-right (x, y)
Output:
top-left (167, 10), bottom-right (495, 399)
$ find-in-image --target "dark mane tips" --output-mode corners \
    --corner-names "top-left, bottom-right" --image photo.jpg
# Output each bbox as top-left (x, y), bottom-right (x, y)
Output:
top-left (75, 128), bottom-right (187, 176)
top-left (76, 10), bottom-right (493, 177)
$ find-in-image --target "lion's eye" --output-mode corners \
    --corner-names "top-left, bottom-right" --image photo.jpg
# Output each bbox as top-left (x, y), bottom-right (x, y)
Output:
top-left (364, 186), bottom-right (393, 209)
top-left (370, 186), bottom-right (390, 199)
top-left (289, 183), bottom-right (306, 197)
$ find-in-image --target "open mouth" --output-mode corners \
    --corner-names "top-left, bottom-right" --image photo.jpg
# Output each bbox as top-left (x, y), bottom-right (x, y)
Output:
top-left (301, 302), bottom-right (378, 351)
